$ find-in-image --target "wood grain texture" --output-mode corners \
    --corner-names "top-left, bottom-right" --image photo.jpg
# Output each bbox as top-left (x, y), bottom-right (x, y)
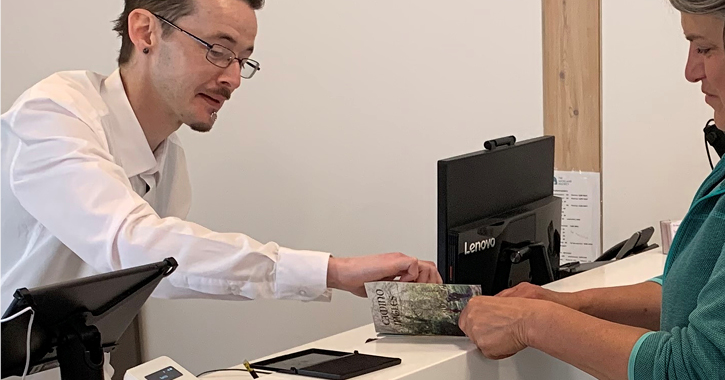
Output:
top-left (542, 0), bottom-right (601, 172)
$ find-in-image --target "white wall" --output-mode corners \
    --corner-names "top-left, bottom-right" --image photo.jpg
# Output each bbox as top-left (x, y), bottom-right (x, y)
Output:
top-left (1, 0), bottom-right (543, 375)
top-left (1, 1), bottom-right (122, 104)
top-left (5, 0), bottom-right (715, 375)
top-left (602, 0), bottom-right (715, 249)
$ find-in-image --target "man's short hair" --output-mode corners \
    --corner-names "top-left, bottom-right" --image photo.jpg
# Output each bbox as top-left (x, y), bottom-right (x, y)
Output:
top-left (112, 0), bottom-right (264, 66)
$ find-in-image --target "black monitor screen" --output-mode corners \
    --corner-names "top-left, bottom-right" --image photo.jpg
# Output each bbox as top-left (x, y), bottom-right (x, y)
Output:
top-left (1, 258), bottom-right (177, 379)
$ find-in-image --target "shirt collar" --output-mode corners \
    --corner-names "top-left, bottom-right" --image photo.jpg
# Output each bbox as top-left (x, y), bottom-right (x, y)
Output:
top-left (101, 68), bottom-right (160, 178)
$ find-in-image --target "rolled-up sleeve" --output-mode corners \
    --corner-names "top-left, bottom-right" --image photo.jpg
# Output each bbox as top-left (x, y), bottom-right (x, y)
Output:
top-left (629, 245), bottom-right (725, 380)
top-left (7, 97), bottom-right (331, 301)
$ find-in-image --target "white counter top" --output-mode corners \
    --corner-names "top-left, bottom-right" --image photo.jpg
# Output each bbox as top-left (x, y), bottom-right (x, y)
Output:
top-left (207, 250), bottom-right (666, 379)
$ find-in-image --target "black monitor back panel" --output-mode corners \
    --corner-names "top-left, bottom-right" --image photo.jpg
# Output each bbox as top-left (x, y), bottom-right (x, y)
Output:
top-left (437, 136), bottom-right (555, 280)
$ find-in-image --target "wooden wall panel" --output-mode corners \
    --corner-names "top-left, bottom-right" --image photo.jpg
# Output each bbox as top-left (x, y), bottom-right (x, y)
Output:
top-left (542, 0), bottom-right (601, 172)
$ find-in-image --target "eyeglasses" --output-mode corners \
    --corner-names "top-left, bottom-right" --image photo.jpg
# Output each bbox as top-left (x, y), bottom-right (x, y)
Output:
top-left (153, 13), bottom-right (260, 79)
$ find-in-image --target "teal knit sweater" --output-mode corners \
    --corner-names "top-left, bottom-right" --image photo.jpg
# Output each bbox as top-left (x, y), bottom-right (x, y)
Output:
top-left (629, 157), bottom-right (725, 380)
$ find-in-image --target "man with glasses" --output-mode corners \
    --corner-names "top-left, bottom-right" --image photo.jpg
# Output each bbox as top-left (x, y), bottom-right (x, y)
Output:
top-left (1, 0), bottom-right (442, 347)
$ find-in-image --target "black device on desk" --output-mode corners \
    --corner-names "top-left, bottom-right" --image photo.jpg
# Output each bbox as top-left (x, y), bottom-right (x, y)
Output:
top-left (558, 227), bottom-right (659, 278)
top-left (251, 348), bottom-right (401, 379)
top-left (437, 135), bottom-right (562, 294)
top-left (1, 258), bottom-right (178, 380)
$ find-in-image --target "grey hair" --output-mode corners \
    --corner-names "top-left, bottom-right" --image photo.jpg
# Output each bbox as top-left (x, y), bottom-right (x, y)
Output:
top-left (670, 0), bottom-right (725, 18)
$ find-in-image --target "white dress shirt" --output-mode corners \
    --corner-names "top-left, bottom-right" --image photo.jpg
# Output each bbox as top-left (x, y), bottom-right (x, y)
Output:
top-left (1, 69), bottom-right (332, 378)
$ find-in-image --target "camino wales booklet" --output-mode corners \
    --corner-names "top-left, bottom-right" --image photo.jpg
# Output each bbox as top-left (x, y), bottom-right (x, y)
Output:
top-left (364, 282), bottom-right (482, 336)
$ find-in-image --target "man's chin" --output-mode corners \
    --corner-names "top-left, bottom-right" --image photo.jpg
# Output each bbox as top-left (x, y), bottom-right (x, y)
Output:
top-left (187, 111), bottom-right (217, 132)
top-left (188, 122), bottom-right (213, 133)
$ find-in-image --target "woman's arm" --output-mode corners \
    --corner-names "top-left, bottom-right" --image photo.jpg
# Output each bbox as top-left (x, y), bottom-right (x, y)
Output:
top-left (497, 281), bottom-right (662, 330)
top-left (459, 296), bottom-right (649, 380)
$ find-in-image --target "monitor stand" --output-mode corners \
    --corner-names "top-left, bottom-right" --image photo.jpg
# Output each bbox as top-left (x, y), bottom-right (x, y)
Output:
top-left (507, 242), bottom-right (555, 285)
top-left (57, 318), bottom-right (104, 380)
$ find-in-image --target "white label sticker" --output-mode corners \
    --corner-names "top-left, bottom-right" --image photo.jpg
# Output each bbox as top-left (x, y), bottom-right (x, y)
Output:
top-left (554, 171), bottom-right (602, 263)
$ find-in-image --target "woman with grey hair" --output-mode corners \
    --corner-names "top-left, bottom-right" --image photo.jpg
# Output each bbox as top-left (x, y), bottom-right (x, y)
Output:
top-left (458, 1), bottom-right (725, 379)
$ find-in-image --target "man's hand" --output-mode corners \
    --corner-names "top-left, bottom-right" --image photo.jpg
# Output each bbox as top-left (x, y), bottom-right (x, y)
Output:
top-left (458, 296), bottom-right (545, 360)
top-left (326, 252), bottom-right (442, 297)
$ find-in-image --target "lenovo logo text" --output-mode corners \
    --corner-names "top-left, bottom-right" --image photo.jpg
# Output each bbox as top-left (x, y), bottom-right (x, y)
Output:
top-left (464, 238), bottom-right (496, 254)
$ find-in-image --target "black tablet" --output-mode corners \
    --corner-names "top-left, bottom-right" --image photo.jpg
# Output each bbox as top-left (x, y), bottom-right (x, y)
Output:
top-left (251, 349), bottom-right (400, 379)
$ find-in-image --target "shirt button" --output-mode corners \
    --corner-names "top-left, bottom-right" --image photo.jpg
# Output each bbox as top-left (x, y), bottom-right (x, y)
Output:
top-left (299, 290), bottom-right (307, 297)
top-left (231, 285), bottom-right (240, 294)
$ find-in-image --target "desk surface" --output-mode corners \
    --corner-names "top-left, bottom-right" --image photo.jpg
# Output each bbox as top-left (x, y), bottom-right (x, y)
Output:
top-left (207, 250), bottom-right (666, 379)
